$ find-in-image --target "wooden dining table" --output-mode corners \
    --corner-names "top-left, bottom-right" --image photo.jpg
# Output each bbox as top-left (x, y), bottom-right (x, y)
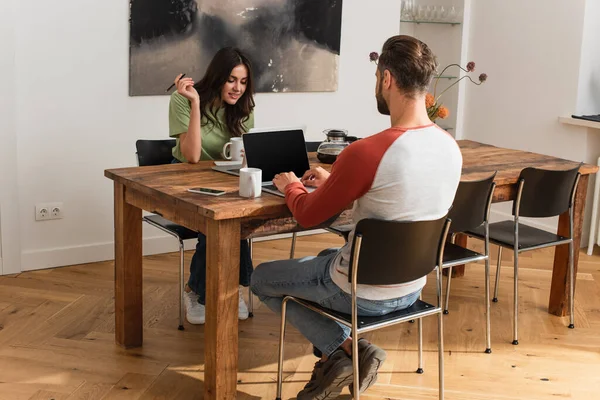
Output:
top-left (104, 139), bottom-right (597, 399)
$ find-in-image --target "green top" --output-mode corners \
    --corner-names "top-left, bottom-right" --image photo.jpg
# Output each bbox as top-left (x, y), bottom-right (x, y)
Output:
top-left (168, 92), bottom-right (254, 162)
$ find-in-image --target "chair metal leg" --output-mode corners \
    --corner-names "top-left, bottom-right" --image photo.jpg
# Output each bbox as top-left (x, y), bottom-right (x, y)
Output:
top-left (248, 239), bottom-right (254, 318)
top-left (484, 254), bottom-right (491, 353)
top-left (512, 248), bottom-right (519, 345)
top-left (493, 246), bottom-right (502, 302)
top-left (438, 311), bottom-right (445, 400)
top-left (178, 240), bottom-right (185, 331)
top-left (352, 322), bottom-right (360, 399)
top-left (290, 232), bottom-right (297, 259)
top-left (569, 240), bottom-right (575, 329)
top-left (417, 317), bottom-right (424, 374)
top-left (276, 298), bottom-right (288, 400)
top-left (443, 267), bottom-right (452, 315)
top-left (248, 287), bottom-right (254, 318)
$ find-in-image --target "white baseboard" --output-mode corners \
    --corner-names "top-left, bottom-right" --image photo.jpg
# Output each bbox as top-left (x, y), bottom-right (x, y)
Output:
top-left (20, 235), bottom-right (191, 272)
top-left (17, 230), bottom-right (327, 273)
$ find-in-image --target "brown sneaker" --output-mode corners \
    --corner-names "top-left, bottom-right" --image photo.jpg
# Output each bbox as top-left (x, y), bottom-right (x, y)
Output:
top-left (297, 349), bottom-right (354, 400)
top-left (350, 339), bottom-right (387, 395)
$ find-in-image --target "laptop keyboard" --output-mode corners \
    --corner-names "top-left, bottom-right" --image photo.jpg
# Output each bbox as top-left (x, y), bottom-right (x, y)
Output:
top-left (572, 114), bottom-right (600, 123)
top-left (263, 184), bottom-right (315, 193)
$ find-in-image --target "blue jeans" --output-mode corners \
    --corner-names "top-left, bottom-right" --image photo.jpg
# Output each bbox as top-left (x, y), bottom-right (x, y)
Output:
top-left (189, 232), bottom-right (254, 305)
top-left (172, 158), bottom-right (253, 304)
top-left (251, 250), bottom-right (421, 357)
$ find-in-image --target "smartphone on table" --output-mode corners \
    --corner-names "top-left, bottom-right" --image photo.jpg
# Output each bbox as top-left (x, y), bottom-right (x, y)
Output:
top-left (187, 187), bottom-right (226, 196)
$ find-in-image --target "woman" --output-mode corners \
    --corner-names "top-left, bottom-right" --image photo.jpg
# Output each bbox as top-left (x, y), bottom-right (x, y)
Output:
top-left (169, 47), bottom-right (255, 325)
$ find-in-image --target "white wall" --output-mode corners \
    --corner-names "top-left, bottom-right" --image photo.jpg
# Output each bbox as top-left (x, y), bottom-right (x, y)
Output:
top-left (0, 0), bottom-right (22, 275)
top-left (5, 1), bottom-right (400, 272)
top-left (400, 0), bottom-right (466, 135)
top-left (576, 0), bottom-right (600, 115)
top-left (578, 0), bottom-right (600, 248)
top-left (461, 0), bottom-right (596, 236)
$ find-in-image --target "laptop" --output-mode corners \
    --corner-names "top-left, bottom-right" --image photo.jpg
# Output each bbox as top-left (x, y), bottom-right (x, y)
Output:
top-left (572, 114), bottom-right (600, 123)
top-left (212, 126), bottom-right (316, 197)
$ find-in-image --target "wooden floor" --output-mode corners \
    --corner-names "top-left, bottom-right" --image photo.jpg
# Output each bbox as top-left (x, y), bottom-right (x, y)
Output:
top-left (1, 232), bottom-right (599, 400)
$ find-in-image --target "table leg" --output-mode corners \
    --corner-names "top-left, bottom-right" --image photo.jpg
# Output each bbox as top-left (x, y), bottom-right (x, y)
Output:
top-left (549, 175), bottom-right (589, 316)
top-left (114, 182), bottom-right (143, 348)
top-left (204, 218), bottom-right (241, 399)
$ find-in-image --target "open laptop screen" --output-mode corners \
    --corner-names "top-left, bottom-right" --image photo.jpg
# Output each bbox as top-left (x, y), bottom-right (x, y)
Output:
top-left (243, 129), bottom-right (310, 182)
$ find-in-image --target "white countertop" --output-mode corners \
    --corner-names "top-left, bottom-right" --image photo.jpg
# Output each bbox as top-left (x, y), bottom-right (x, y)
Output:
top-left (559, 116), bottom-right (600, 129)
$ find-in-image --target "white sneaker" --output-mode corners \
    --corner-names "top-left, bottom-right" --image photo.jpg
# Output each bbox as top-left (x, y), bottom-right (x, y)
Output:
top-left (184, 291), bottom-right (205, 325)
top-left (185, 289), bottom-right (249, 323)
top-left (239, 287), bottom-right (249, 320)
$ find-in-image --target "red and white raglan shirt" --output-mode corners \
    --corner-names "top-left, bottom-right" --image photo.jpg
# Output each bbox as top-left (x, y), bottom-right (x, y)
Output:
top-left (285, 125), bottom-right (463, 300)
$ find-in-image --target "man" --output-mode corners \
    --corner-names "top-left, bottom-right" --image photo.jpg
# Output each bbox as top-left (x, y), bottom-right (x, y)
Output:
top-left (251, 35), bottom-right (462, 399)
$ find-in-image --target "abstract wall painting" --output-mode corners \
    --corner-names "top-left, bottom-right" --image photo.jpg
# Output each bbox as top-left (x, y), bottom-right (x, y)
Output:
top-left (129, 0), bottom-right (343, 96)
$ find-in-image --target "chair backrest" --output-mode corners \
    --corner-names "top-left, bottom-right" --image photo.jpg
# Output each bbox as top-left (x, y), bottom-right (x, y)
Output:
top-left (349, 216), bottom-right (450, 286)
top-left (136, 139), bottom-right (177, 166)
top-left (514, 165), bottom-right (582, 218)
top-left (448, 173), bottom-right (496, 233)
top-left (305, 141), bottom-right (321, 152)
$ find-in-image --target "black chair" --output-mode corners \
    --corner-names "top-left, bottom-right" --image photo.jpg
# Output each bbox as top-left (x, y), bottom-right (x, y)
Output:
top-left (442, 174), bottom-right (496, 353)
top-left (466, 165), bottom-right (582, 345)
top-left (136, 140), bottom-right (257, 325)
top-left (135, 139), bottom-right (200, 330)
top-left (275, 217), bottom-right (450, 400)
top-left (136, 139), bottom-right (177, 166)
top-left (326, 224), bottom-right (353, 241)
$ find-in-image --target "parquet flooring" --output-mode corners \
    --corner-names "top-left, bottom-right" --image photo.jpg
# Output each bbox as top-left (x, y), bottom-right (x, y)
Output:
top-left (1, 233), bottom-right (599, 399)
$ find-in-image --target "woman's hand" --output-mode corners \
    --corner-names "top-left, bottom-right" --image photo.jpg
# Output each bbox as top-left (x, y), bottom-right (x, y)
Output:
top-left (175, 74), bottom-right (199, 104)
top-left (241, 149), bottom-right (247, 168)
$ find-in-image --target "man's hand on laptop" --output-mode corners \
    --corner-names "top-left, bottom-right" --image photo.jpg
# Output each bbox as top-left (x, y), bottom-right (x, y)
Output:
top-left (273, 172), bottom-right (301, 193)
top-left (301, 167), bottom-right (330, 188)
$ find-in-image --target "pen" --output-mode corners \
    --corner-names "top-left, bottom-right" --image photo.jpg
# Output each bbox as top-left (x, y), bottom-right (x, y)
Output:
top-left (165, 73), bottom-right (185, 92)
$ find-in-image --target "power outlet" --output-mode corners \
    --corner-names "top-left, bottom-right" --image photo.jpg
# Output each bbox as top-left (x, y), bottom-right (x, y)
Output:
top-left (35, 202), bottom-right (64, 221)
top-left (35, 205), bottom-right (50, 221)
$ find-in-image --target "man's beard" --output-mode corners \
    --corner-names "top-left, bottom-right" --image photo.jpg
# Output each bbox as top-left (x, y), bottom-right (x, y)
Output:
top-left (376, 80), bottom-right (390, 115)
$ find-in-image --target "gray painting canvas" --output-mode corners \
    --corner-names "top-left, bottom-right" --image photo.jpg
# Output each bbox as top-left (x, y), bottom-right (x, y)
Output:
top-left (129, 0), bottom-right (343, 96)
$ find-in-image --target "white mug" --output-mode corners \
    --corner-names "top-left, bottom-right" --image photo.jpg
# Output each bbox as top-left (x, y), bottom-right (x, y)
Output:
top-left (239, 168), bottom-right (262, 198)
top-left (223, 137), bottom-right (244, 162)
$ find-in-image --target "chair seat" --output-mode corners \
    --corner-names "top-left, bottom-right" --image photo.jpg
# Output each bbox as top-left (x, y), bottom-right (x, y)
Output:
top-left (443, 242), bottom-right (486, 268)
top-left (466, 220), bottom-right (569, 250)
top-left (143, 214), bottom-right (198, 241)
top-left (291, 298), bottom-right (437, 329)
top-left (326, 224), bottom-right (353, 240)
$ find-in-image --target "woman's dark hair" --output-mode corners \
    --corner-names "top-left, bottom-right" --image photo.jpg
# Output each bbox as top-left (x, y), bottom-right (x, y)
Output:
top-left (194, 47), bottom-right (255, 137)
